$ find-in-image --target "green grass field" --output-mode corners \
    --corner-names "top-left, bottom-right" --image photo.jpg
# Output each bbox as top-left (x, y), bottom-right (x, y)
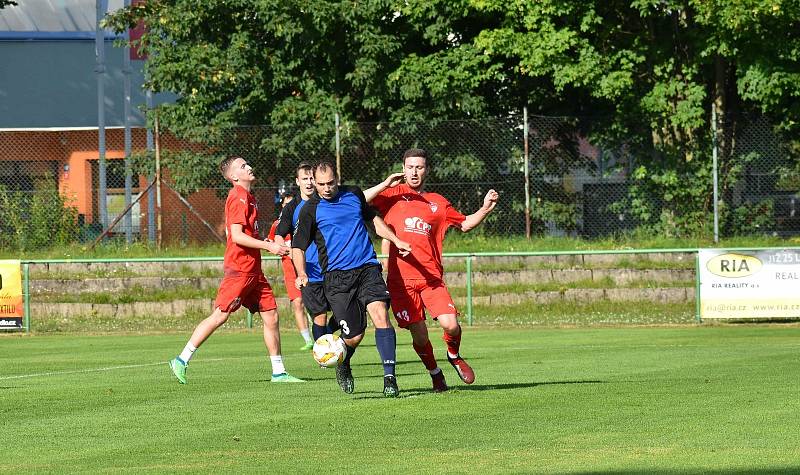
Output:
top-left (2, 326), bottom-right (800, 473)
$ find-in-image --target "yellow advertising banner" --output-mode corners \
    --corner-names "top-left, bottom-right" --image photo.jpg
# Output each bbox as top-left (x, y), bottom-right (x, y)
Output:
top-left (699, 249), bottom-right (800, 319)
top-left (0, 259), bottom-right (23, 329)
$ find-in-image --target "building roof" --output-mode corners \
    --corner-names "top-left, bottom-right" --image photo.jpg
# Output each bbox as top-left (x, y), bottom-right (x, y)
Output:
top-left (0, 0), bottom-right (124, 39)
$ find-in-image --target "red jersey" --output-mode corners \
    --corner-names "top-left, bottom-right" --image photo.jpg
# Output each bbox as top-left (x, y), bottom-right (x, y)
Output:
top-left (267, 219), bottom-right (292, 264)
top-left (372, 184), bottom-right (465, 281)
top-left (223, 185), bottom-right (262, 275)
top-left (267, 219), bottom-right (291, 246)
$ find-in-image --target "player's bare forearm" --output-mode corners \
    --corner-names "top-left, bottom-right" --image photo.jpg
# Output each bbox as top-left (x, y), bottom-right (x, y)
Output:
top-left (363, 172), bottom-right (405, 202)
top-left (373, 216), bottom-right (411, 256)
top-left (372, 215), bottom-right (395, 241)
top-left (230, 225), bottom-right (289, 255)
top-left (380, 238), bottom-right (391, 269)
top-left (291, 248), bottom-right (309, 288)
top-left (461, 208), bottom-right (491, 232)
top-left (291, 248), bottom-right (307, 277)
top-left (230, 228), bottom-right (269, 249)
top-left (461, 189), bottom-right (499, 232)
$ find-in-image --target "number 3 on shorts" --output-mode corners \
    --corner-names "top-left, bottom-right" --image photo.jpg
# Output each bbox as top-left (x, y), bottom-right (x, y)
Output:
top-left (339, 320), bottom-right (350, 335)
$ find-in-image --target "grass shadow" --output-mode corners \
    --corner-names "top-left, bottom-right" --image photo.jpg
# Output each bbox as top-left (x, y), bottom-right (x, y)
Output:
top-left (353, 358), bottom-right (443, 368)
top-left (456, 379), bottom-right (607, 391)
top-left (350, 380), bottom-right (608, 399)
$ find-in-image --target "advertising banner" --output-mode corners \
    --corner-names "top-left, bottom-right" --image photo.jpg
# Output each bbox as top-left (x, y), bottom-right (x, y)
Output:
top-left (699, 249), bottom-right (800, 319)
top-left (0, 260), bottom-right (23, 329)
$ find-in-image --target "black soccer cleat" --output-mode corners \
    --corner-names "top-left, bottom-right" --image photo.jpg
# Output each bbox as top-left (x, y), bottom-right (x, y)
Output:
top-left (335, 362), bottom-right (354, 394)
top-left (383, 375), bottom-right (399, 398)
top-left (431, 370), bottom-right (448, 393)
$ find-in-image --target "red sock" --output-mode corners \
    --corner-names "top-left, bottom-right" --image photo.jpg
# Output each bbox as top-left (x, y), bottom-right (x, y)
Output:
top-left (442, 326), bottom-right (462, 356)
top-left (412, 340), bottom-right (438, 371)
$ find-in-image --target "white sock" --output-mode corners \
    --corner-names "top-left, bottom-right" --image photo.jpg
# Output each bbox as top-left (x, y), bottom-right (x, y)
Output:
top-left (270, 355), bottom-right (286, 375)
top-left (429, 367), bottom-right (442, 376)
top-left (447, 351), bottom-right (459, 359)
top-left (300, 328), bottom-right (312, 344)
top-left (178, 342), bottom-right (197, 364)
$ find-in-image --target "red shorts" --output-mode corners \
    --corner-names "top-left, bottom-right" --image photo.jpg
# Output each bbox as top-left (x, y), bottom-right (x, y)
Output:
top-left (215, 271), bottom-right (277, 314)
top-left (386, 278), bottom-right (458, 328)
top-left (280, 257), bottom-right (301, 301)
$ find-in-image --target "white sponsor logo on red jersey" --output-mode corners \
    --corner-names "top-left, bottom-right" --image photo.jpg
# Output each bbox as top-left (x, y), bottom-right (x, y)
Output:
top-left (404, 217), bottom-right (432, 235)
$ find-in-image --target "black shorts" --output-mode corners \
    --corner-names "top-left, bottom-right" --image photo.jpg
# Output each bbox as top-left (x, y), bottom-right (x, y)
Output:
top-left (323, 264), bottom-right (390, 338)
top-left (301, 281), bottom-right (330, 316)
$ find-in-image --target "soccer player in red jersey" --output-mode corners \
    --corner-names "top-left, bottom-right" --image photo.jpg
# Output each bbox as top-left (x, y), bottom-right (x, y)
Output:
top-left (368, 148), bottom-right (498, 392)
top-left (267, 192), bottom-right (314, 350)
top-left (168, 156), bottom-right (304, 384)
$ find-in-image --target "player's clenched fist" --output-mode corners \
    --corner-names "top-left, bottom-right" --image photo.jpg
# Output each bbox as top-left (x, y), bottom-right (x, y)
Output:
top-left (395, 239), bottom-right (412, 257)
top-left (483, 189), bottom-right (499, 212)
top-left (264, 241), bottom-right (290, 256)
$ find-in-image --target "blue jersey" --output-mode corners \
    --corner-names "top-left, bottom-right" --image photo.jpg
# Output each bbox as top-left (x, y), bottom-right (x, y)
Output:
top-left (276, 197), bottom-right (324, 282)
top-left (292, 186), bottom-right (379, 272)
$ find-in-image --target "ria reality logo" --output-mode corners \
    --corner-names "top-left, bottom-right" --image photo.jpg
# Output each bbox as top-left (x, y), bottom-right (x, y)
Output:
top-left (706, 253), bottom-right (763, 278)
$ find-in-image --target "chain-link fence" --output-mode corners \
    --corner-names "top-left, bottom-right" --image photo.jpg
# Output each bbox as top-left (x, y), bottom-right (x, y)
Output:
top-left (0, 113), bottom-right (796, 251)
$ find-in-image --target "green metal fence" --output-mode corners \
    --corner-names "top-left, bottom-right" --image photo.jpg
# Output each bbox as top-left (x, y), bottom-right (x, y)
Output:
top-left (15, 248), bottom-right (710, 333)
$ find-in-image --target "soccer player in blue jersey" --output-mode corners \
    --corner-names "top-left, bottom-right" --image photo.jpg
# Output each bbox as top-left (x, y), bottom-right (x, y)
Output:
top-left (291, 161), bottom-right (411, 397)
top-left (273, 162), bottom-right (332, 343)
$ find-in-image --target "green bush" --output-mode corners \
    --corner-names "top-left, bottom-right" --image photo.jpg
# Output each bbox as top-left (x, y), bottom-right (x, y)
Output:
top-left (0, 180), bottom-right (79, 251)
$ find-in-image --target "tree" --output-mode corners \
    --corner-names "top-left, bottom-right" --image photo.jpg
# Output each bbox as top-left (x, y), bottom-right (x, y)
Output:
top-left (104, 0), bottom-right (800, 145)
top-left (432, 0), bottom-right (800, 235)
top-left (105, 1), bottom-right (800, 235)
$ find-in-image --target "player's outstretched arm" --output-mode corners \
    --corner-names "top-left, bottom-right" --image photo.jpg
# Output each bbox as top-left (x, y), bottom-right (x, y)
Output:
top-left (363, 172), bottom-right (405, 202)
top-left (461, 189), bottom-right (499, 232)
top-left (230, 223), bottom-right (290, 255)
top-left (373, 215), bottom-right (411, 256)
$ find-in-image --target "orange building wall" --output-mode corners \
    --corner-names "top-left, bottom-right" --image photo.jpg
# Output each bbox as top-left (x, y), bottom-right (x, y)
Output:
top-left (0, 128), bottom-right (279, 244)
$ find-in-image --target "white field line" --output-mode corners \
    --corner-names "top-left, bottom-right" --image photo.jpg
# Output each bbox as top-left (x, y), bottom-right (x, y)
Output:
top-left (0, 357), bottom-right (240, 381)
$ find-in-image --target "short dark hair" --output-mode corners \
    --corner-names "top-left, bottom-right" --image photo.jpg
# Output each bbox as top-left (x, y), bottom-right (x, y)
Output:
top-left (313, 160), bottom-right (338, 178)
top-left (402, 148), bottom-right (427, 164)
top-left (296, 161), bottom-right (314, 177)
top-left (219, 156), bottom-right (242, 180)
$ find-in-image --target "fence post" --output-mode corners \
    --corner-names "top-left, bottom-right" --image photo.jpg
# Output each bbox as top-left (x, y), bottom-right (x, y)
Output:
top-left (247, 310), bottom-right (253, 329)
top-left (335, 112), bottom-right (341, 179)
top-left (695, 251), bottom-right (702, 323)
top-left (146, 90), bottom-right (156, 243)
top-left (523, 106), bottom-right (531, 239)
top-left (712, 105), bottom-right (719, 243)
top-left (23, 263), bottom-right (30, 333)
top-left (123, 0), bottom-right (133, 244)
top-left (466, 255), bottom-right (473, 326)
top-left (154, 112), bottom-right (163, 249)
top-left (95, 0), bottom-right (108, 232)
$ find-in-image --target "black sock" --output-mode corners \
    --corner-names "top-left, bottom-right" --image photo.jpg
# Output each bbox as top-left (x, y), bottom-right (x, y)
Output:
top-left (327, 315), bottom-right (340, 332)
top-left (375, 327), bottom-right (397, 376)
top-left (312, 323), bottom-right (329, 340)
top-left (343, 343), bottom-right (356, 365)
